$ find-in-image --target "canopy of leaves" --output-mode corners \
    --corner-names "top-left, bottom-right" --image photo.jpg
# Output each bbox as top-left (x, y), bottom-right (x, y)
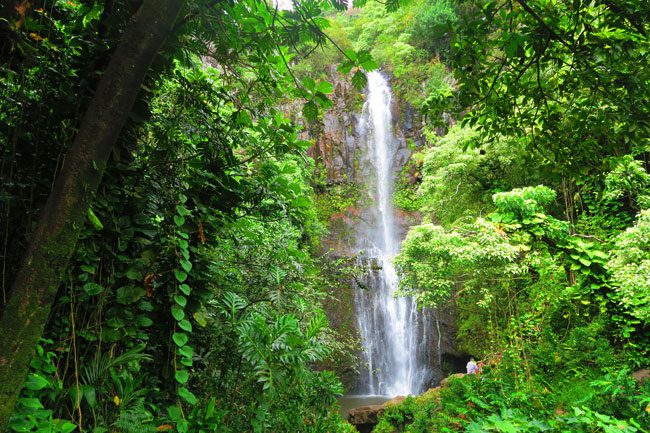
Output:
top-left (608, 210), bottom-right (650, 323)
top-left (453, 0), bottom-right (650, 176)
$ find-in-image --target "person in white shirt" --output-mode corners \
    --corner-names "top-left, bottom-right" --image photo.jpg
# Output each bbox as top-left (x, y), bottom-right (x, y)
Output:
top-left (466, 356), bottom-right (478, 374)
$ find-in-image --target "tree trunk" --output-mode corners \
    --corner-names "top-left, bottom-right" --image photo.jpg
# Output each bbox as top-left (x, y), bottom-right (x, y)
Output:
top-left (0, 0), bottom-right (184, 428)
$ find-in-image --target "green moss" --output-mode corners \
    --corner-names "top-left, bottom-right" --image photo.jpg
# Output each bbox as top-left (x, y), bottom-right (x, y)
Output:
top-left (313, 179), bottom-right (362, 225)
top-left (373, 379), bottom-right (445, 433)
top-left (393, 148), bottom-right (425, 212)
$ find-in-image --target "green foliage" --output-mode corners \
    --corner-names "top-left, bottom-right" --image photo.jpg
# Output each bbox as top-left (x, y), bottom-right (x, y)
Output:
top-left (111, 398), bottom-right (157, 433)
top-left (408, 0), bottom-right (457, 57)
top-left (492, 186), bottom-right (556, 220)
top-left (397, 165), bottom-right (649, 430)
top-left (375, 367), bottom-right (650, 433)
top-left (575, 156), bottom-right (650, 239)
top-left (452, 0), bottom-right (650, 180)
top-left (2, 1), bottom-right (358, 431)
top-left (373, 389), bottom-right (442, 433)
top-left (370, 0), bottom-right (649, 431)
top-left (416, 125), bottom-right (547, 225)
top-left (397, 180), bottom-right (648, 367)
top-left (603, 157), bottom-right (650, 208)
top-left (316, 0), bottom-right (454, 107)
top-left (396, 217), bottom-right (526, 308)
top-left (313, 180), bottom-right (361, 224)
top-left (607, 210), bottom-right (650, 353)
top-left (184, 201), bottom-right (349, 430)
top-left (8, 340), bottom-right (76, 433)
top-left (4, 0), bottom-right (650, 431)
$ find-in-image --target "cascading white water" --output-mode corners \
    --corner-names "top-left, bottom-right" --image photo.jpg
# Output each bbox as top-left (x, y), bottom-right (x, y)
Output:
top-left (353, 71), bottom-right (431, 396)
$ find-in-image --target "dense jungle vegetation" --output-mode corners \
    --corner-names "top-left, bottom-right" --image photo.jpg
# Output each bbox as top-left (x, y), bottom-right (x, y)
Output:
top-left (0, 0), bottom-right (649, 433)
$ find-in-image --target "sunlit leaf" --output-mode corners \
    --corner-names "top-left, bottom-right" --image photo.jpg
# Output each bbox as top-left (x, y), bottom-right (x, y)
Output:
top-left (87, 208), bottom-right (104, 231)
top-left (174, 370), bottom-right (189, 384)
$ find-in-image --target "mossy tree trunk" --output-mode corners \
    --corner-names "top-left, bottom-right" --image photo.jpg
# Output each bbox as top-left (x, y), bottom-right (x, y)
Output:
top-left (0, 0), bottom-right (184, 428)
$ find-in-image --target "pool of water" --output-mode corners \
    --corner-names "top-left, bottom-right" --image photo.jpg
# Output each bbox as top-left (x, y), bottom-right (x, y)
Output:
top-left (339, 395), bottom-right (394, 418)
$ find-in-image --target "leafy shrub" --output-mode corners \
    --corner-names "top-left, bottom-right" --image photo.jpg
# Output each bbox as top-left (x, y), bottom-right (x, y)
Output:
top-left (608, 209), bottom-right (650, 325)
top-left (408, 0), bottom-right (457, 57)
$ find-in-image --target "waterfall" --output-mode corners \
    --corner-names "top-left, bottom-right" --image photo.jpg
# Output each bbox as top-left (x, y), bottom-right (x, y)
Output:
top-left (353, 71), bottom-right (432, 396)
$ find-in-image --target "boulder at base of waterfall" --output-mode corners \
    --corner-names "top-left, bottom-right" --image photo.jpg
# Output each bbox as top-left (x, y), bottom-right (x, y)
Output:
top-left (347, 396), bottom-right (406, 432)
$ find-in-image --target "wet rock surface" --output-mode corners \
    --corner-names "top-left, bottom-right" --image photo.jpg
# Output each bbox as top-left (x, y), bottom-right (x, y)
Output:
top-left (347, 396), bottom-right (406, 432)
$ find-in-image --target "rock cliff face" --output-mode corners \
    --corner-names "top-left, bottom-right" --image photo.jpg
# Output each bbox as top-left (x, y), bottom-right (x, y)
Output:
top-left (305, 67), bottom-right (422, 255)
top-left (306, 68), bottom-right (360, 184)
top-left (306, 67), bottom-right (423, 185)
top-left (302, 67), bottom-right (459, 391)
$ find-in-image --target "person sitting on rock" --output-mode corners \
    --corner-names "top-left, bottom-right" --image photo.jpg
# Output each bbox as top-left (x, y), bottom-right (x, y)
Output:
top-left (466, 356), bottom-right (478, 375)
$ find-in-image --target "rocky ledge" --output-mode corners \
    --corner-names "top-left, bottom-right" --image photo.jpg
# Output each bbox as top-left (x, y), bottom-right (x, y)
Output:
top-left (347, 396), bottom-right (406, 433)
top-left (347, 374), bottom-right (466, 432)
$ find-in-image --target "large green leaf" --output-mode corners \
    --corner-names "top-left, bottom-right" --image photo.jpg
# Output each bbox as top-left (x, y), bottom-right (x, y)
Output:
top-left (116, 285), bottom-right (146, 304)
top-left (86, 207), bottom-right (104, 231)
top-left (351, 70), bottom-right (367, 90)
top-left (316, 81), bottom-right (334, 94)
top-left (179, 284), bottom-right (191, 295)
top-left (178, 319), bottom-right (192, 332)
top-left (178, 387), bottom-right (197, 404)
top-left (173, 332), bottom-right (188, 347)
top-left (174, 295), bottom-right (187, 307)
top-left (171, 305), bottom-right (185, 321)
top-left (24, 374), bottom-right (49, 391)
top-left (175, 370), bottom-right (189, 384)
top-left (175, 270), bottom-right (188, 283)
top-left (302, 100), bottom-right (318, 121)
top-left (83, 282), bottom-right (104, 296)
